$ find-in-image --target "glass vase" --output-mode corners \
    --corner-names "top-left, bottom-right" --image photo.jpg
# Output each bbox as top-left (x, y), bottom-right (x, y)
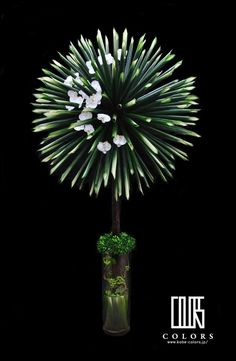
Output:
top-left (102, 253), bottom-right (131, 336)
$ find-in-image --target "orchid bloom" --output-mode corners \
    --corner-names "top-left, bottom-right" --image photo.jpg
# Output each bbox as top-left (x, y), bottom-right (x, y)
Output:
top-left (91, 80), bottom-right (102, 93)
top-left (113, 135), bottom-right (127, 147)
top-left (97, 113), bottom-right (111, 123)
top-left (74, 125), bottom-right (84, 132)
top-left (74, 123), bottom-right (94, 134)
top-left (86, 93), bottom-right (102, 109)
top-left (79, 90), bottom-right (89, 100)
top-left (84, 124), bottom-right (95, 134)
top-left (97, 141), bottom-right (112, 154)
top-left (117, 49), bottom-right (122, 61)
top-left (86, 61), bottom-right (95, 74)
top-left (79, 111), bottom-right (93, 121)
top-left (98, 53), bottom-right (114, 65)
top-left (105, 53), bottom-right (114, 65)
top-left (63, 75), bottom-right (73, 86)
top-left (65, 105), bottom-right (75, 111)
top-left (67, 90), bottom-right (83, 107)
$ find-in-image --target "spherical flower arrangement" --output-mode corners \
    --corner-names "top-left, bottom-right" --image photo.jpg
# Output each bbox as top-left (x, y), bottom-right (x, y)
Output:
top-left (32, 29), bottom-right (200, 201)
top-left (32, 28), bottom-right (200, 336)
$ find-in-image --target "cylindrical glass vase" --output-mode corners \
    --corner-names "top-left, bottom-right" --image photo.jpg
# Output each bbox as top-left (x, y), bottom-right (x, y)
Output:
top-left (102, 253), bottom-right (131, 336)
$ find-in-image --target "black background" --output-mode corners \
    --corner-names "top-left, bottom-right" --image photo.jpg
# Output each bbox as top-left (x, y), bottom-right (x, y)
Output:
top-left (1, 0), bottom-right (226, 357)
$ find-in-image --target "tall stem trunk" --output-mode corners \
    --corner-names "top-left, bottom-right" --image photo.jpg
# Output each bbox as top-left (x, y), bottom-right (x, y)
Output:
top-left (102, 184), bottom-right (130, 336)
top-left (112, 182), bottom-right (120, 235)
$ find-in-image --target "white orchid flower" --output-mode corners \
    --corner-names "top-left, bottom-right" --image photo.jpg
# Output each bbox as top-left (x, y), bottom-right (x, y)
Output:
top-left (79, 111), bottom-right (93, 121)
top-left (84, 124), bottom-right (95, 134)
top-left (86, 61), bottom-right (95, 74)
top-left (64, 75), bottom-right (73, 86)
top-left (94, 92), bottom-right (102, 104)
top-left (113, 135), bottom-right (127, 147)
top-left (67, 90), bottom-right (83, 107)
top-left (86, 93), bottom-right (102, 109)
top-left (97, 141), bottom-right (112, 154)
top-left (105, 53), bottom-right (114, 65)
top-left (79, 90), bottom-right (89, 100)
top-left (98, 53), bottom-right (114, 65)
top-left (74, 125), bottom-right (85, 131)
top-left (91, 80), bottom-right (102, 93)
top-left (98, 55), bottom-right (103, 65)
top-left (71, 96), bottom-right (83, 107)
top-left (97, 113), bottom-right (111, 123)
top-left (65, 105), bottom-right (75, 111)
top-left (67, 90), bottom-right (77, 98)
top-left (117, 49), bottom-right (122, 61)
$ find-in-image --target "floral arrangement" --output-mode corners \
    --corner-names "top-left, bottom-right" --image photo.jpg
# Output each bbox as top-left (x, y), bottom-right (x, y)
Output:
top-left (32, 29), bottom-right (199, 201)
top-left (32, 29), bottom-right (199, 335)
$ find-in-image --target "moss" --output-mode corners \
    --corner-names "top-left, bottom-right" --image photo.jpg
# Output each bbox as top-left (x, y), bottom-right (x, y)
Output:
top-left (97, 232), bottom-right (136, 255)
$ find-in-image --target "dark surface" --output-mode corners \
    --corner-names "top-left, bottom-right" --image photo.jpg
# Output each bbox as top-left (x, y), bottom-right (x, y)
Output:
top-left (1, 0), bottom-right (226, 356)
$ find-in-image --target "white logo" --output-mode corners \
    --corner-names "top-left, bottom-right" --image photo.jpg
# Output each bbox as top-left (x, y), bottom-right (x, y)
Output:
top-left (171, 296), bottom-right (205, 329)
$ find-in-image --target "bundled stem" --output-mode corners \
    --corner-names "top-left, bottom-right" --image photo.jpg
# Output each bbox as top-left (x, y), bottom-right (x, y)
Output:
top-left (112, 182), bottom-right (121, 234)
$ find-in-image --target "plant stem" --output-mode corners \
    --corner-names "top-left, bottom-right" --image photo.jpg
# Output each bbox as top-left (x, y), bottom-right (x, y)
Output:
top-left (112, 182), bottom-right (121, 235)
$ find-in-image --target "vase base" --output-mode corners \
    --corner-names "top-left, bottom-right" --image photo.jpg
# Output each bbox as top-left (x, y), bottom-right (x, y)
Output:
top-left (103, 327), bottom-right (130, 336)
